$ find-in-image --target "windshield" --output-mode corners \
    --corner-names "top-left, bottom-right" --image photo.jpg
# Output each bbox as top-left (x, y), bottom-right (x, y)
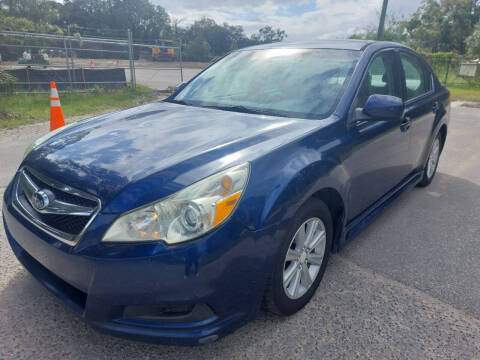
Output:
top-left (171, 48), bottom-right (360, 119)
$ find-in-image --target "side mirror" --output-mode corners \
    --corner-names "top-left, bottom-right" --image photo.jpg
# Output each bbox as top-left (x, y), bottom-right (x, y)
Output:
top-left (362, 94), bottom-right (404, 120)
top-left (175, 82), bottom-right (186, 92)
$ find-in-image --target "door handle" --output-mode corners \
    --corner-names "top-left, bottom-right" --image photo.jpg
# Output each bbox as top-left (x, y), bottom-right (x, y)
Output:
top-left (432, 102), bottom-right (440, 113)
top-left (400, 116), bottom-right (411, 132)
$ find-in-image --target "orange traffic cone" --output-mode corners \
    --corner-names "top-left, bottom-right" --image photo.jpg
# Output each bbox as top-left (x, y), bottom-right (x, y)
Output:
top-left (50, 81), bottom-right (65, 131)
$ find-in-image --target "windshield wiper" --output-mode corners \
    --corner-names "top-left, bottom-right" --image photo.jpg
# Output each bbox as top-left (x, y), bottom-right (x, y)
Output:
top-left (167, 100), bottom-right (288, 118)
top-left (168, 99), bottom-right (191, 106)
top-left (203, 104), bottom-right (285, 117)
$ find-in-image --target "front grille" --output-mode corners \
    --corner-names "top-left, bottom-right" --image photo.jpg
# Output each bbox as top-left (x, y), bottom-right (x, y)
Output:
top-left (24, 169), bottom-right (97, 209)
top-left (13, 167), bottom-right (101, 245)
top-left (36, 213), bottom-right (91, 235)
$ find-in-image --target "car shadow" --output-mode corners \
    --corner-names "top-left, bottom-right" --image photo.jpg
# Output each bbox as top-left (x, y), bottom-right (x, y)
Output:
top-left (338, 171), bottom-right (480, 319)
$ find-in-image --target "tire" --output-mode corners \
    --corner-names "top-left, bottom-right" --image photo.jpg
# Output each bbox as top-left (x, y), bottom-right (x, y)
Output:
top-left (417, 133), bottom-right (442, 187)
top-left (263, 198), bottom-right (333, 316)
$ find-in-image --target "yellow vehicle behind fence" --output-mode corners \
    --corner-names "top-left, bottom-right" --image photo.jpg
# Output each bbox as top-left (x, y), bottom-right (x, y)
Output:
top-left (152, 40), bottom-right (175, 61)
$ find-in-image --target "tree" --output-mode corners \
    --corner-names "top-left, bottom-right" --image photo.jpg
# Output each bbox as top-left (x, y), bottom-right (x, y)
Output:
top-left (180, 18), bottom-right (288, 61)
top-left (60, 0), bottom-right (171, 39)
top-left (222, 23), bottom-right (251, 49)
top-left (0, 0), bottom-right (62, 24)
top-left (0, 0), bottom-right (288, 62)
top-left (466, 22), bottom-right (480, 56)
top-left (349, 13), bottom-right (407, 42)
top-left (185, 18), bottom-right (232, 56)
top-left (0, 15), bottom-right (64, 60)
top-left (183, 36), bottom-right (212, 61)
top-left (403, 0), bottom-right (480, 53)
top-left (250, 26), bottom-right (287, 43)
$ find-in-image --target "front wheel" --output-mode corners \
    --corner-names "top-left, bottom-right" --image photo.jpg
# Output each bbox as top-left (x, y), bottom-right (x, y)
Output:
top-left (263, 198), bottom-right (332, 315)
top-left (418, 134), bottom-right (442, 187)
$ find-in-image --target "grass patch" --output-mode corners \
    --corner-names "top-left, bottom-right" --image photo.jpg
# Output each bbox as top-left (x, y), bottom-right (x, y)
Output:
top-left (448, 87), bottom-right (480, 102)
top-left (0, 85), bottom-right (157, 128)
top-left (442, 72), bottom-right (480, 101)
top-left (431, 65), bottom-right (480, 101)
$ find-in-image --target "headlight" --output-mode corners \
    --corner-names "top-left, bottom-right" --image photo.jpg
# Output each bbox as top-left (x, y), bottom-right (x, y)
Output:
top-left (23, 123), bottom-right (75, 159)
top-left (102, 163), bottom-right (250, 244)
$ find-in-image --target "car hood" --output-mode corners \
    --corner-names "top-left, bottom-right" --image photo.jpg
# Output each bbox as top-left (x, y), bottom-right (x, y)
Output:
top-left (25, 101), bottom-right (324, 210)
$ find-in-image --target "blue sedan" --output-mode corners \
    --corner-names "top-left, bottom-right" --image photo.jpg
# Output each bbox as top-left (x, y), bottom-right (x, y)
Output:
top-left (2, 40), bottom-right (449, 345)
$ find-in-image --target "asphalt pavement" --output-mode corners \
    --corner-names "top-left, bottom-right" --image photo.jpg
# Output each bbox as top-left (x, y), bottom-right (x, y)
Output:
top-left (0, 105), bottom-right (479, 359)
top-left (126, 68), bottom-right (202, 89)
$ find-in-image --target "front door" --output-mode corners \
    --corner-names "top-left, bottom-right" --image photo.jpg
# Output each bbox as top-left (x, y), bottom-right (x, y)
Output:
top-left (345, 50), bottom-right (412, 221)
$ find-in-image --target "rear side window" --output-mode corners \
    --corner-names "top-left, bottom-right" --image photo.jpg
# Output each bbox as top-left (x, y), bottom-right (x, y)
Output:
top-left (400, 53), bottom-right (433, 101)
top-left (356, 52), bottom-right (398, 107)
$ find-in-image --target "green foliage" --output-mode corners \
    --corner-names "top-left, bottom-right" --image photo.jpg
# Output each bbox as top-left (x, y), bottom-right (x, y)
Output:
top-left (466, 22), bottom-right (480, 56)
top-left (402, 0), bottom-right (480, 54)
top-left (0, 14), bottom-right (63, 33)
top-left (183, 36), bottom-right (212, 62)
top-left (350, 0), bottom-right (480, 55)
top-left (350, 1), bottom-right (480, 89)
top-left (60, 0), bottom-right (172, 40)
top-left (0, 0), bottom-right (62, 24)
top-left (180, 19), bottom-right (287, 61)
top-left (419, 51), bottom-right (480, 88)
top-left (0, 85), bottom-right (156, 128)
top-left (449, 86), bottom-right (480, 101)
top-left (0, 0), bottom-right (288, 62)
top-left (0, 71), bottom-right (16, 94)
top-left (250, 26), bottom-right (287, 43)
top-left (183, 18), bottom-right (233, 59)
top-left (349, 13), bottom-right (407, 42)
top-left (419, 51), bottom-right (458, 82)
top-left (0, 15), bottom-right (64, 60)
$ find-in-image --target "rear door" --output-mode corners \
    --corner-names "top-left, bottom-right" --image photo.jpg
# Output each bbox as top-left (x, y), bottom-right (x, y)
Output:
top-left (345, 50), bottom-right (412, 221)
top-left (399, 51), bottom-right (438, 171)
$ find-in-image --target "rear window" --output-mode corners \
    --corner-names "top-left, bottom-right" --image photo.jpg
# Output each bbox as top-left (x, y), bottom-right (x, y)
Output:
top-left (400, 53), bottom-right (433, 100)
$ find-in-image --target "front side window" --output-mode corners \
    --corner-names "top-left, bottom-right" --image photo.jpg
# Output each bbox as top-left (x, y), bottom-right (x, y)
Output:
top-left (356, 52), bottom-right (398, 107)
top-left (171, 48), bottom-right (361, 120)
top-left (400, 53), bottom-right (432, 100)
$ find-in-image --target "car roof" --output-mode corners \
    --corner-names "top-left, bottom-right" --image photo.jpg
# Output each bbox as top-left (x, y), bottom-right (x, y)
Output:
top-left (241, 39), bottom-right (407, 51)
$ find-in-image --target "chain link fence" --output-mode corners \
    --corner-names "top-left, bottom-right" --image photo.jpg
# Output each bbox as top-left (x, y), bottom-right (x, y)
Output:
top-left (0, 29), bottom-right (184, 94)
top-left (7, 35), bottom-right (477, 96)
top-left (422, 52), bottom-right (480, 88)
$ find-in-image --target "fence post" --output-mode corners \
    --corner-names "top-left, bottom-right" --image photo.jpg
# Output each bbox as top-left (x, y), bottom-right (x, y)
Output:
top-left (444, 56), bottom-right (451, 87)
top-left (179, 39), bottom-right (184, 83)
top-left (127, 29), bottom-right (136, 90)
top-left (68, 26), bottom-right (76, 88)
top-left (63, 37), bottom-right (73, 90)
top-left (26, 67), bottom-right (31, 91)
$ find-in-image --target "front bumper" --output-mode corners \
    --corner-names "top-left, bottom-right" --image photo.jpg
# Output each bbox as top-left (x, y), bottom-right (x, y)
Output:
top-left (2, 189), bottom-right (280, 345)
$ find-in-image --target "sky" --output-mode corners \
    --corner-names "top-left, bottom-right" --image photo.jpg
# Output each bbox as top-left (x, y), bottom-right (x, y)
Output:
top-left (152, 0), bottom-right (422, 40)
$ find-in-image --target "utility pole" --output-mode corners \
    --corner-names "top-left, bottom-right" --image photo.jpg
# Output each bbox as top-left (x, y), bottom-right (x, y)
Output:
top-left (377, 0), bottom-right (389, 40)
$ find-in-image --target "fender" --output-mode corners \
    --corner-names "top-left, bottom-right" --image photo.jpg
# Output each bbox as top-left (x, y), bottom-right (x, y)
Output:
top-left (420, 91), bottom-right (450, 168)
top-left (249, 128), bottom-right (349, 232)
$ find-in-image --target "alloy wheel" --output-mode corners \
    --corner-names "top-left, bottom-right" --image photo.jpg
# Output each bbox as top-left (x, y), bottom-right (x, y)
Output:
top-left (282, 217), bottom-right (327, 299)
top-left (427, 138), bottom-right (440, 179)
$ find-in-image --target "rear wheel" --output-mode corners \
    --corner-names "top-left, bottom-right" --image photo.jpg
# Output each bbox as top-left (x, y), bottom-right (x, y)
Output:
top-left (263, 198), bottom-right (332, 315)
top-left (418, 134), bottom-right (442, 187)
